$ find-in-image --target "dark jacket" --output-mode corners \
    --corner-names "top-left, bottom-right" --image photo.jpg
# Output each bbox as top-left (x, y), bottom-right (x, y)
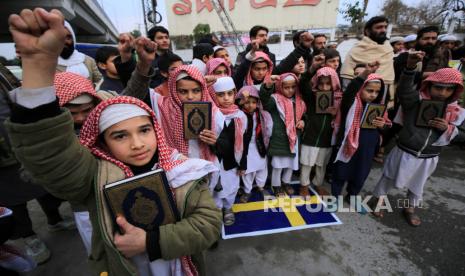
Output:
top-left (0, 64), bottom-right (48, 206)
top-left (216, 121), bottom-right (249, 171)
top-left (335, 76), bottom-right (386, 147)
top-left (114, 51), bottom-right (168, 89)
top-left (274, 46), bottom-right (312, 75)
top-left (394, 47), bottom-right (450, 85)
top-left (244, 112), bottom-right (267, 157)
top-left (300, 72), bottom-right (333, 148)
top-left (395, 70), bottom-right (463, 158)
top-left (235, 44), bottom-right (276, 70)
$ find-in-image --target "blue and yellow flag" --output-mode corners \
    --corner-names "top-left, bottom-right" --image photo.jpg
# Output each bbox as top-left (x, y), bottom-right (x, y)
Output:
top-left (222, 186), bottom-right (341, 239)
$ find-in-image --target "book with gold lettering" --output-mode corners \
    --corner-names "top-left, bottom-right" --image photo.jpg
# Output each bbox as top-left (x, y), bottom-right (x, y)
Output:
top-left (182, 102), bottom-right (212, 139)
top-left (416, 100), bottom-right (445, 127)
top-left (315, 91), bottom-right (334, 114)
top-left (360, 103), bottom-right (386, 129)
top-left (103, 169), bottom-right (179, 232)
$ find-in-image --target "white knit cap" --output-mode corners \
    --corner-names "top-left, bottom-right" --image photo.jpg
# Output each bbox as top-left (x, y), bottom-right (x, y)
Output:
top-left (440, 34), bottom-right (458, 42)
top-left (404, 34), bottom-right (417, 43)
top-left (68, 94), bottom-right (93, 105)
top-left (99, 104), bottom-right (150, 134)
top-left (390, 36), bottom-right (404, 44)
top-left (213, 76), bottom-right (235, 93)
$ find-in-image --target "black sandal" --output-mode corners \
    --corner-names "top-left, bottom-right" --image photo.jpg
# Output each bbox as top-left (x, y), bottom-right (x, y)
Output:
top-left (403, 209), bottom-right (421, 227)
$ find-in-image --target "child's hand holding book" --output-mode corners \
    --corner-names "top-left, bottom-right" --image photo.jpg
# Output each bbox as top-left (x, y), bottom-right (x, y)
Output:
top-left (428, 117), bottom-right (448, 132)
top-left (114, 216), bottom-right (147, 258)
top-left (371, 116), bottom-right (386, 129)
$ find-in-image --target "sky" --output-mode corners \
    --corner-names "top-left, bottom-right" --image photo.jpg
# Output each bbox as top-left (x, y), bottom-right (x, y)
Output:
top-left (0, 0), bottom-right (414, 59)
top-left (101, 0), bottom-right (392, 34)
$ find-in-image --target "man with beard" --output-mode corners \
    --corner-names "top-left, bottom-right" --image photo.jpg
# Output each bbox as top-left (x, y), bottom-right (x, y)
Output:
top-left (234, 25), bottom-right (276, 69)
top-left (394, 26), bottom-right (450, 85)
top-left (340, 16), bottom-right (394, 93)
top-left (56, 21), bottom-right (102, 84)
top-left (312, 33), bottom-right (327, 53)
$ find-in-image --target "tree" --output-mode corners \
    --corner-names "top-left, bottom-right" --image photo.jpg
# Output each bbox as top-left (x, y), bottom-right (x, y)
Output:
top-left (382, 0), bottom-right (408, 24)
top-left (131, 29), bottom-right (142, 38)
top-left (193, 24), bottom-right (211, 44)
top-left (339, 1), bottom-right (367, 35)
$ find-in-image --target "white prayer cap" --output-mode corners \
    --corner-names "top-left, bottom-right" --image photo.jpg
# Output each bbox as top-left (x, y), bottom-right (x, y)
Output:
top-left (390, 36), bottom-right (404, 44)
top-left (283, 75), bottom-right (295, 82)
top-left (213, 76), bottom-right (236, 93)
top-left (99, 104), bottom-right (150, 134)
top-left (440, 34), bottom-right (458, 42)
top-left (404, 34), bottom-right (417, 43)
top-left (176, 71), bottom-right (189, 81)
top-left (213, 46), bottom-right (225, 53)
top-left (68, 94), bottom-right (94, 105)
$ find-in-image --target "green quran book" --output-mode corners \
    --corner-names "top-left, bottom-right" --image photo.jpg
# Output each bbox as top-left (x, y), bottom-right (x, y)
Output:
top-left (360, 103), bottom-right (386, 129)
top-left (182, 101), bottom-right (212, 139)
top-left (103, 169), bottom-right (180, 232)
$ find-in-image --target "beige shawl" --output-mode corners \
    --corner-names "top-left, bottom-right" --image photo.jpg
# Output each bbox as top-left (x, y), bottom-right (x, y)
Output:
top-left (341, 36), bottom-right (395, 84)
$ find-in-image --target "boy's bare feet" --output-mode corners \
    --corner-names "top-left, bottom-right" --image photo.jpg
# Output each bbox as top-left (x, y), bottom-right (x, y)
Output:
top-left (403, 208), bottom-right (421, 227)
top-left (314, 186), bottom-right (330, 196)
top-left (299, 186), bottom-right (310, 197)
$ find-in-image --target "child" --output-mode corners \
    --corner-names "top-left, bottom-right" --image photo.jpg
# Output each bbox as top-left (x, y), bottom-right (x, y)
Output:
top-left (236, 86), bottom-right (272, 201)
top-left (233, 41), bottom-right (274, 90)
top-left (7, 8), bottom-right (221, 275)
top-left (150, 65), bottom-right (226, 194)
top-left (260, 73), bottom-right (306, 196)
top-left (323, 48), bottom-right (341, 73)
top-left (95, 46), bottom-right (124, 94)
top-left (150, 65), bottom-right (225, 161)
top-left (53, 50), bottom-right (153, 254)
top-left (206, 58), bottom-right (232, 77)
top-left (331, 63), bottom-right (389, 204)
top-left (213, 46), bottom-right (235, 75)
top-left (299, 67), bottom-right (342, 197)
top-left (211, 76), bottom-right (248, 225)
top-left (191, 43), bottom-right (214, 75)
top-left (372, 53), bottom-right (465, 226)
top-left (292, 57), bottom-right (306, 79)
top-left (154, 53), bottom-right (183, 97)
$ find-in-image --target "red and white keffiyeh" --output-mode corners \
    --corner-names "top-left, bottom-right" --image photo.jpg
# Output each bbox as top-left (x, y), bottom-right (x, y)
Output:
top-left (206, 58), bottom-right (232, 106)
top-left (311, 66), bottom-right (343, 126)
top-left (245, 52), bottom-right (274, 86)
top-left (78, 96), bottom-right (198, 276)
top-left (206, 58), bottom-right (231, 76)
top-left (79, 96), bottom-right (184, 177)
top-left (420, 68), bottom-right (465, 143)
top-left (157, 65), bottom-right (218, 161)
top-left (271, 73), bottom-right (306, 153)
top-left (334, 74), bottom-right (391, 163)
top-left (54, 72), bottom-right (100, 106)
top-left (236, 85), bottom-right (274, 148)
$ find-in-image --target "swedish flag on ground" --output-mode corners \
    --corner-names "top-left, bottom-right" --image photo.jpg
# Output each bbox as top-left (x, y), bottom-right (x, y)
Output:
top-left (222, 185), bottom-right (341, 239)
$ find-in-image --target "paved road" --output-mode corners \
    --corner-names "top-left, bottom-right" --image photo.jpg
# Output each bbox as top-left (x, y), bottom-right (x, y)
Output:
top-left (23, 145), bottom-right (465, 276)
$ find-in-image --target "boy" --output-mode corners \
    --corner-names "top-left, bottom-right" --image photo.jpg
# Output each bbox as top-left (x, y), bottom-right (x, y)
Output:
top-left (372, 52), bottom-right (465, 226)
top-left (191, 43), bottom-right (214, 75)
top-left (7, 8), bottom-right (221, 275)
top-left (154, 52), bottom-right (183, 97)
top-left (233, 40), bottom-right (273, 90)
top-left (95, 46), bottom-right (124, 94)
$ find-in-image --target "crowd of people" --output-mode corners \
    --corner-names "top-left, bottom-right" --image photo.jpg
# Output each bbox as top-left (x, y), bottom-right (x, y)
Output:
top-left (0, 7), bottom-right (464, 276)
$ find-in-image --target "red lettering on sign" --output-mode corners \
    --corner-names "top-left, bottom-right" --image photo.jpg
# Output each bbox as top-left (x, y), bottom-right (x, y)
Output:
top-left (250, 0), bottom-right (277, 9)
top-left (173, 0), bottom-right (192, 15)
top-left (283, 0), bottom-right (320, 7)
top-left (196, 0), bottom-right (214, 13)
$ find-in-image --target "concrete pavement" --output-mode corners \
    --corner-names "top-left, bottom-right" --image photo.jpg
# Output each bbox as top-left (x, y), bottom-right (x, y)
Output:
top-left (23, 145), bottom-right (465, 276)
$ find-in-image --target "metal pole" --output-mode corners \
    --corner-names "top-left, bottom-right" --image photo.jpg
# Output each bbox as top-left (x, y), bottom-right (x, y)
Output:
top-left (141, 0), bottom-right (148, 34)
